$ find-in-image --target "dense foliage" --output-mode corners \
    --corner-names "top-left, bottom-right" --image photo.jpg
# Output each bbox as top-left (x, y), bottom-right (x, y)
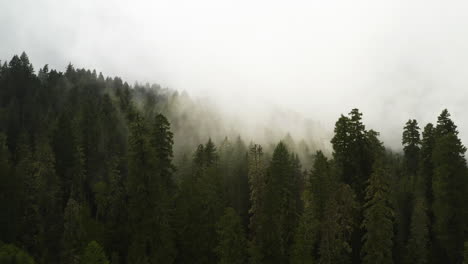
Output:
top-left (0, 53), bottom-right (467, 263)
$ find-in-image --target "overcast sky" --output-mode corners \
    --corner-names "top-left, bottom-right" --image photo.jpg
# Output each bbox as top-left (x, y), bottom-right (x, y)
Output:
top-left (2, 0), bottom-right (468, 148)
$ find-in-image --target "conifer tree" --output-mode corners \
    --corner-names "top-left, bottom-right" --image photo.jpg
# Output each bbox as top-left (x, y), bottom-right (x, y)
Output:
top-left (215, 207), bottom-right (247, 264)
top-left (127, 112), bottom-right (177, 263)
top-left (405, 191), bottom-right (429, 264)
top-left (256, 142), bottom-right (300, 263)
top-left (62, 198), bottom-right (87, 264)
top-left (80, 241), bottom-right (109, 264)
top-left (402, 119), bottom-right (421, 176)
top-left (432, 109), bottom-right (467, 263)
top-left (361, 159), bottom-right (394, 264)
top-left (247, 144), bottom-right (266, 263)
top-left (309, 151), bottom-right (332, 220)
top-left (420, 123), bottom-right (435, 204)
top-left (290, 192), bottom-right (319, 264)
top-left (319, 183), bottom-right (357, 264)
top-left (0, 133), bottom-right (17, 243)
top-left (0, 243), bottom-right (36, 264)
top-left (33, 137), bottom-right (62, 263)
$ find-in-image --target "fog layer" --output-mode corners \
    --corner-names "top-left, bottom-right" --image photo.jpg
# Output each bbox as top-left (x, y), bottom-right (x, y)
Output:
top-left (2, 0), bottom-right (468, 148)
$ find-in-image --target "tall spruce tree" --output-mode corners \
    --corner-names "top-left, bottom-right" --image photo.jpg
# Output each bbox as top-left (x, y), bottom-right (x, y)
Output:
top-left (404, 190), bottom-right (429, 264)
top-left (80, 241), bottom-right (109, 264)
top-left (431, 109), bottom-right (467, 263)
top-left (361, 158), bottom-right (394, 264)
top-left (215, 207), bottom-right (247, 264)
top-left (247, 144), bottom-right (266, 263)
top-left (318, 183), bottom-right (357, 264)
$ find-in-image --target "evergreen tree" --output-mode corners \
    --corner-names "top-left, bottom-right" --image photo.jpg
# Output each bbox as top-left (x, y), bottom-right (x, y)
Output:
top-left (431, 109), bottom-right (467, 263)
top-left (331, 109), bottom-right (373, 202)
top-left (318, 183), bottom-right (357, 264)
top-left (290, 193), bottom-right (319, 264)
top-left (80, 241), bottom-right (109, 264)
top-left (62, 198), bottom-right (87, 264)
top-left (247, 144), bottom-right (266, 263)
top-left (464, 241), bottom-right (468, 264)
top-left (402, 119), bottom-right (421, 176)
top-left (405, 191), bottom-right (429, 264)
top-left (255, 142), bottom-right (300, 263)
top-left (174, 139), bottom-right (224, 264)
top-left (419, 123), bottom-right (435, 239)
top-left (309, 151), bottom-right (332, 220)
top-left (0, 243), bottom-right (35, 264)
top-left (33, 137), bottom-right (62, 263)
top-left (0, 133), bottom-right (17, 244)
top-left (127, 112), bottom-right (176, 263)
top-left (395, 119), bottom-right (421, 262)
top-left (361, 159), bottom-right (394, 264)
top-left (215, 207), bottom-right (247, 264)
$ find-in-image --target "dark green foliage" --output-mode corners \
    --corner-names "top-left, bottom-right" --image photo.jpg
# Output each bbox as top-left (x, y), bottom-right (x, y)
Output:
top-left (246, 144), bottom-right (266, 263)
top-left (309, 151), bottom-right (332, 220)
top-left (431, 110), bottom-right (467, 263)
top-left (80, 241), bottom-right (109, 264)
top-left (215, 207), bottom-right (247, 264)
top-left (62, 198), bottom-right (87, 264)
top-left (0, 134), bottom-right (17, 244)
top-left (319, 183), bottom-right (357, 264)
top-left (1, 53), bottom-right (467, 264)
top-left (174, 139), bottom-right (225, 264)
top-left (290, 192), bottom-right (319, 264)
top-left (127, 112), bottom-right (176, 263)
top-left (331, 109), bottom-right (375, 202)
top-left (0, 243), bottom-right (35, 264)
top-left (402, 119), bottom-right (421, 175)
top-left (394, 119), bottom-right (421, 263)
top-left (464, 242), bottom-right (468, 264)
top-left (254, 142), bottom-right (302, 264)
top-left (405, 192), bottom-right (429, 264)
top-left (361, 159), bottom-right (394, 264)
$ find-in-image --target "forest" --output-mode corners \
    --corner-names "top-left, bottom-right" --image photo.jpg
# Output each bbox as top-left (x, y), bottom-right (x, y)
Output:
top-left (0, 52), bottom-right (467, 264)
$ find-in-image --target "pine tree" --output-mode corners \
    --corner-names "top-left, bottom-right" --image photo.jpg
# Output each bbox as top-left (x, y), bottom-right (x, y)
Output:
top-left (16, 133), bottom-right (38, 254)
top-left (0, 133), bottom-right (17, 244)
top-left (431, 109), bottom-right (467, 263)
top-left (290, 192), bottom-right (319, 264)
top-left (33, 137), bottom-right (62, 263)
top-left (331, 109), bottom-right (373, 202)
top-left (174, 139), bottom-right (224, 264)
top-left (309, 151), bottom-right (332, 220)
top-left (256, 142), bottom-right (300, 263)
top-left (394, 119), bottom-right (421, 262)
top-left (247, 144), bottom-right (266, 263)
top-left (405, 191), bottom-right (429, 264)
top-left (420, 123), bottom-right (435, 211)
top-left (361, 159), bottom-right (394, 264)
top-left (402, 119), bottom-right (421, 176)
top-left (148, 113), bottom-right (176, 263)
top-left (127, 112), bottom-right (176, 263)
top-left (80, 241), bottom-right (109, 264)
top-left (204, 138), bottom-right (218, 167)
top-left (319, 183), bottom-right (357, 264)
top-left (215, 207), bottom-right (247, 264)
top-left (62, 198), bottom-right (87, 264)
top-left (0, 243), bottom-right (35, 264)
top-left (464, 241), bottom-right (468, 264)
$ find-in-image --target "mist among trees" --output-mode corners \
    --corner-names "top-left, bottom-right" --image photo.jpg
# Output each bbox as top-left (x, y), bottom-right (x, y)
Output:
top-left (0, 53), bottom-right (467, 264)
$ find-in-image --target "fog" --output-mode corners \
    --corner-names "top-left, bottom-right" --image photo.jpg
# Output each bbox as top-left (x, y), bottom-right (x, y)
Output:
top-left (2, 0), bottom-right (468, 149)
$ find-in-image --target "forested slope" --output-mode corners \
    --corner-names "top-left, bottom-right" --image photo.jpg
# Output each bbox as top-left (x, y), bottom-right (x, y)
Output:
top-left (0, 53), bottom-right (467, 264)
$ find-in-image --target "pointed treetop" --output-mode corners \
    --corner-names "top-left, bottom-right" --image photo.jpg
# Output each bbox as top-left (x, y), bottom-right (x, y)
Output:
top-left (436, 109), bottom-right (458, 136)
top-left (402, 119), bottom-right (421, 148)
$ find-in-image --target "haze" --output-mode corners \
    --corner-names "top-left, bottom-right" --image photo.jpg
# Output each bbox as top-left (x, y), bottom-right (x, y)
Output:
top-left (2, 0), bottom-right (468, 148)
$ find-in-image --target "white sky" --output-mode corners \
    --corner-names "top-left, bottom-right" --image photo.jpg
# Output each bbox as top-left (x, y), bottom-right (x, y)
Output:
top-left (2, 0), bottom-right (468, 148)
